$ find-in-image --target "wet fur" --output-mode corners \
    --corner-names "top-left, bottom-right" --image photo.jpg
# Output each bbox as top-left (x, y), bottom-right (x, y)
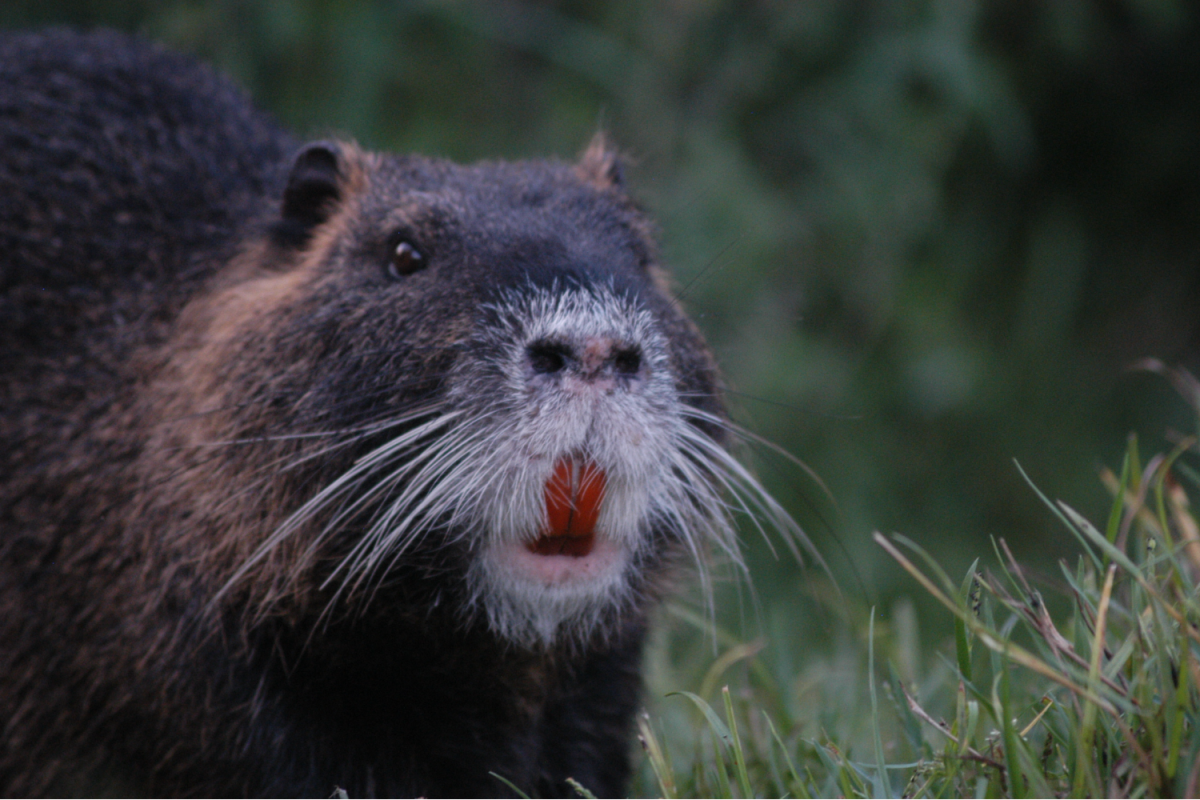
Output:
top-left (0, 29), bottom-right (797, 798)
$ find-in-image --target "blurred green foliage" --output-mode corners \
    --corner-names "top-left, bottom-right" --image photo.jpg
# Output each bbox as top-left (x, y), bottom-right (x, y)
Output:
top-left (5, 0), bottom-right (1199, 631)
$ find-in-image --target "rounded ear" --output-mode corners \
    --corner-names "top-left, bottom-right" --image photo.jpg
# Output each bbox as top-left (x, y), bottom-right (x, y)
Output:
top-left (575, 132), bottom-right (624, 190)
top-left (272, 141), bottom-right (350, 248)
top-left (283, 141), bottom-right (344, 226)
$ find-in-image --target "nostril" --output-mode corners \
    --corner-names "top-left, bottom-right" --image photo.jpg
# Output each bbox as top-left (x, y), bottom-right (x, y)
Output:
top-left (527, 342), bottom-right (570, 375)
top-left (613, 347), bottom-right (642, 376)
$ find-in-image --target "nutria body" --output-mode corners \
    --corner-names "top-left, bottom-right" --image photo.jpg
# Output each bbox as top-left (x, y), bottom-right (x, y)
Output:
top-left (0, 29), bottom-right (755, 797)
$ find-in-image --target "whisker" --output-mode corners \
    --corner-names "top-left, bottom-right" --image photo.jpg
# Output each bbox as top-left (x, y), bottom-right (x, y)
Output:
top-left (678, 424), bottom-right (811, 565)
top-left (681, 405), bottom-right (836, 507)
top-left (680, 404), bottom-right (865, 604)
top-left (349, 431), bottom-right (496, 611)
top-left (306, 417), bottom-right (467, 555)
top-left (327, 421), bottom-right (502, 618)
top-left (213, 409), bottom-right (463, 605)
top-left (335, 425), bottom-right (488, 590)
top-left (213, 366), bottom-right (833, 646)
top-left (202, 406), bottom-right (446, 528)
top-left (673, 414), bottom-right (840, 595)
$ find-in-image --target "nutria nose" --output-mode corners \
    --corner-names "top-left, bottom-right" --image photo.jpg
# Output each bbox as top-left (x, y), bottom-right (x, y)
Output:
top-left (526, 337), bottom-right (642, 381)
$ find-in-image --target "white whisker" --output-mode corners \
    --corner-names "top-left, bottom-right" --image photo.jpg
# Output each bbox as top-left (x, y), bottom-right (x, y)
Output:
top-left (214, 409), bottom-right (462, 605)
top-left (677, 407), bottom-right (834, 580)
top-left (219, 285), bottom-right (822, 651)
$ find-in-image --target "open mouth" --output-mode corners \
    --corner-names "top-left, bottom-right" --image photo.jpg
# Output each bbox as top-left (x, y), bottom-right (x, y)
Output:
top-left (488, 454), bottom-right (625, 592)
top-left (527, 456), bottom-right (606, 558)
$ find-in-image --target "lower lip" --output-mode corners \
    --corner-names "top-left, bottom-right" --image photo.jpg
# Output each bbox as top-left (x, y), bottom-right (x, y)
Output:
top-left (501, 536), bottom-right (626, 586)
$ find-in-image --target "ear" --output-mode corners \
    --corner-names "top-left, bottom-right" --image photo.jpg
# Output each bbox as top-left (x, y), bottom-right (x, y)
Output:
top-left (275, 141), bottom-right (348, 247)
top-left (575, 132), bottom-right (624, 191)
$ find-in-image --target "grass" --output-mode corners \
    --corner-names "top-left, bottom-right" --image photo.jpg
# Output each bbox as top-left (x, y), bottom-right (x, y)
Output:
top-left (627, 369), bottom-right (1200, 799)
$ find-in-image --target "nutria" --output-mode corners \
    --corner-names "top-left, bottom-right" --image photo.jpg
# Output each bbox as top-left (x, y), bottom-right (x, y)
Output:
top-left (0, 28), bottom-right (797, 797)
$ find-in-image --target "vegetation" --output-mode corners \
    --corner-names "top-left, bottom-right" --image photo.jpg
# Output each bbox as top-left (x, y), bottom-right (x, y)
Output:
top-left (636, 366), bottom-right (1200, 797)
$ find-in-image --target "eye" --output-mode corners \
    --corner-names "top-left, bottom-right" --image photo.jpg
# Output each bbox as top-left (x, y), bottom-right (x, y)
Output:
top-left (387, 240), bottom-right (425, 279)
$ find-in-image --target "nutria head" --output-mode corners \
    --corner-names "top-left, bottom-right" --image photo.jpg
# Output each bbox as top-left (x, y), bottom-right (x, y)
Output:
top-left (141, 135), bottom-right (773, 651)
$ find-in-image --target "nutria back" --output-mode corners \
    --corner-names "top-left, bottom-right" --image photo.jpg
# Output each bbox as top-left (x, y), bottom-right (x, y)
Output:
top-left (0, 28), bottom-right (772, 798)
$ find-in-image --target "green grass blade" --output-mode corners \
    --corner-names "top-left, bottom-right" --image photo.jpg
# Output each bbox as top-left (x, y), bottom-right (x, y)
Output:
top-left (763, 711), bottom-right (808, 798)
top-left (669, 691), bottom-right (734, 748)
top-left (1058, 501), bottom-right (1138, 576)
top-left (565, 777), bottom-right (598, 799)
top-left (886, 662), bottom-right (928, 758)
top-left (1105, 450), bottom-right (1131, 545)
top-left (994, 669), bottom-right (1025, 799)
top-left (637, 713), bottom-right (679, 799)
top-left (868, 610), bottom-right (893, 798)
top-left (876, 532), bottom-right (1119, 714)
top-left (489, 772), bottom-right (532, 799)
top-left (1166, 631), bottom-right (1191, 779)
top-left (669, 691), bottom-right (734, 796)
top-left (955, 562), bottom-right (980, 682)
top-left (1014, 460), bottom-right (1102, 569)
top-left (722, 686), bottom-right (754, 798)
top-left (1073, 563), bottom-right (1115, 797)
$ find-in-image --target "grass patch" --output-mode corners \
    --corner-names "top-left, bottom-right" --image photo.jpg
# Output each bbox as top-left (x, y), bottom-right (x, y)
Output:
top-left (634, 374), bottom-right (1200, 798)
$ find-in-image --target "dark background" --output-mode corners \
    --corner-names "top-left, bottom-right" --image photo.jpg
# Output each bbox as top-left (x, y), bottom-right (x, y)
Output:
top-left (5, 0), bottom-right (1199, 682)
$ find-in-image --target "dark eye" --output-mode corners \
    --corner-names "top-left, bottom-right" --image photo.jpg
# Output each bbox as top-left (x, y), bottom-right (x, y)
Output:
top-left (387, 240), bottom-right (425, 279)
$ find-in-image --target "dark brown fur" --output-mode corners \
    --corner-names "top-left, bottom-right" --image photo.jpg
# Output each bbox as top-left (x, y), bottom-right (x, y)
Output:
top-left (0, 29), bottom-right (724, 797)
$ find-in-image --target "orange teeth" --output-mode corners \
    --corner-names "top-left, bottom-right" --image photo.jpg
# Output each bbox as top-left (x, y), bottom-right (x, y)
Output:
top-left (527, 457), bottom-right (606, 558)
